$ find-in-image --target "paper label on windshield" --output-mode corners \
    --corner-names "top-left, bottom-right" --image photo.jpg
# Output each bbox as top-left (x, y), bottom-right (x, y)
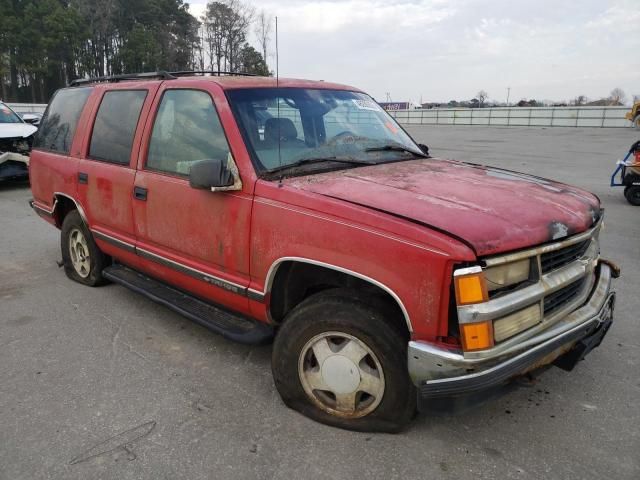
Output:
top-left (352, 99), bottom-right (382, 111)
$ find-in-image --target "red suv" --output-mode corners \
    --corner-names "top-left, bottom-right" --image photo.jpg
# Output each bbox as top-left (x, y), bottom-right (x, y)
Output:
top-left (29, 72), bottom-right (618, 432)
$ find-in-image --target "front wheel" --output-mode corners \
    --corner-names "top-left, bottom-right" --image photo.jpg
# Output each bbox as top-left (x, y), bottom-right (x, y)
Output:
top-left (624, 185), bottom-right (640, 206)
top-left (61, 210), bottom-right (108, 285)
top-left (271, 289), bottom-right (416, 432)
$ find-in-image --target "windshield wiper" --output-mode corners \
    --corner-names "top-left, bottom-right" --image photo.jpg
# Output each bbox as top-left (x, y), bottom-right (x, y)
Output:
top-left (265, 157), bottom-right (375, 175)
top-left (364, 144), bottom-right (428, 157)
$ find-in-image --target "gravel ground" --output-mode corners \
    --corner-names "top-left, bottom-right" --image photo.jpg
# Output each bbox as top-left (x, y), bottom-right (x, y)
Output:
top-left (1, 125), bottom-right (639, 480)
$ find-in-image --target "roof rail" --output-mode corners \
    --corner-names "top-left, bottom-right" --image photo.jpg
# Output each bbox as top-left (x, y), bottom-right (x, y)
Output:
top-left (69, 70), bottom-right (259, 86)
top-left (169, 70), bottom-right (258, 77)
top-left (68, 71), bottom-right (176, 87)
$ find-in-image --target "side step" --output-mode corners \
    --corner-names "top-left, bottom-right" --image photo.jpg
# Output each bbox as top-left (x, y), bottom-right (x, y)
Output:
top-left (102, 264), bottom-right (273, 345)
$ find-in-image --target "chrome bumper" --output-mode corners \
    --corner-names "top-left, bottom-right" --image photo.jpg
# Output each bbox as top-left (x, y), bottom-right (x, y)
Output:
top-left (408, 262), bottom-right (615, 399)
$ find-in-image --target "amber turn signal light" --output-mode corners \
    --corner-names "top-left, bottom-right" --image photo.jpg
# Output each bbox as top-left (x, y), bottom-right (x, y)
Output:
top-left (454, 266), bottom-right (489, 305)
top-left (460, 321), bottom-right (494, 351)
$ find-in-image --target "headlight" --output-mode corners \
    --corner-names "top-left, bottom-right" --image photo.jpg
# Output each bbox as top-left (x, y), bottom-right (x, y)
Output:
top-left (484, 258), bottom-right (532, 293)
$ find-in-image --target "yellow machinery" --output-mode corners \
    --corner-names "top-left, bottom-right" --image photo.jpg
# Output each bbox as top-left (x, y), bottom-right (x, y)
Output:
top-left (625, 101), bottom-right (640, 128)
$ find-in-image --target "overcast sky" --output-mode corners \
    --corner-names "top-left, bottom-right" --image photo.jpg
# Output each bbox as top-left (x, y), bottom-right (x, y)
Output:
top-left (186, 0), bottom-right (639, 105)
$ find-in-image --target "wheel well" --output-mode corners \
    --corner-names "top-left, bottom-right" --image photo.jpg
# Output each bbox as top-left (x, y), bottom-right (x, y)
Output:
top-left (268, 261), bottom-right (409, 337)
top-left (52, 195), bottom-right (79, 228)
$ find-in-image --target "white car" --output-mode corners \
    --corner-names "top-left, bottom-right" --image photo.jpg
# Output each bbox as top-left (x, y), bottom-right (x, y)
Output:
top-left (1, 102), bottom-right (38, 180)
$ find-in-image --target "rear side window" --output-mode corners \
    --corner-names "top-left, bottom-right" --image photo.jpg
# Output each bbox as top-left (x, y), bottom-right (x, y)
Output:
top-left (89, 90), bottom-right (147, 165)
top-left (33, 87), bottom-right (92, 154)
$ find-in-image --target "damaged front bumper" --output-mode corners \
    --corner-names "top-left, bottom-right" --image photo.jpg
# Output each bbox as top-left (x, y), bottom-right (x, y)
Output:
top-left (408, 261), bottom-right (616, 401)
top-left (0, 151), bottom-right (29, 180)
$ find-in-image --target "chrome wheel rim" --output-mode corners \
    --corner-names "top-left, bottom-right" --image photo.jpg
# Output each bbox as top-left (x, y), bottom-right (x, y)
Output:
top-left (69, 228), bottom-right (91, 278)
top-left (298, 331), bottom-right (385, 418)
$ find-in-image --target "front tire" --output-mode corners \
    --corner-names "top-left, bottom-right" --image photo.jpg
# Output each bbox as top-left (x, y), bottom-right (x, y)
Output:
top-left (61, 210), bottom-right (108, 285)
top-left (624, 185), bottom-right (640, 206)
top-left (271, 289), bottom-right (416, 433)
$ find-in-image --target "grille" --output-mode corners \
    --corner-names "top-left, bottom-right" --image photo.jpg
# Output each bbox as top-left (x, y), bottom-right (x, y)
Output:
top-left (543, 278), bottom-right (586, 316)
top-left (540, 239), bottom-right (590, 274)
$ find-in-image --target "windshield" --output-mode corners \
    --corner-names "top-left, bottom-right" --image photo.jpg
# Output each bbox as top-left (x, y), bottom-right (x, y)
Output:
top-left (227, 88), bottom-right (422, 174)
top-left (0, 103), bottom-right (22, 124)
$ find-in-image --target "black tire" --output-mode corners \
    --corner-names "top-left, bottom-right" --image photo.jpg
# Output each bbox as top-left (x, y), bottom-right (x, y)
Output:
top-left (272, 289), bottom-right (416, 433)
top-left (61, 210), bottom-right (108, 286)
top-left (624, 185), bottom-right (640, 206)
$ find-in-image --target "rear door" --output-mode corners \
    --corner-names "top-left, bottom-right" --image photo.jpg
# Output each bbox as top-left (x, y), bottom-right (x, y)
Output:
top-left (76, 83), bottom-right (159, 261)
top-left (29, 87), bottom-right (93, 214)
top-left (131, 83), bottom-right (253, 314)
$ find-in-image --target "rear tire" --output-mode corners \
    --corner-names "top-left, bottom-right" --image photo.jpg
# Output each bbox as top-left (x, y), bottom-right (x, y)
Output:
top-left (634, 115), bottom-right (640, 129)
top-left (272, 289), bottom-right (416, 433)
top-left (61, 210), bottom-right (108, 286)
top-left (624, 185), bottom-right (640, 206)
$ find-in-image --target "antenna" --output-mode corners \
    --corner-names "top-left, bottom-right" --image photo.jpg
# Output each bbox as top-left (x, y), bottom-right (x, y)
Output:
top-left (275, 16), bottom-right (279, 86)
top-left (275, 16), bottom-right (281, 168)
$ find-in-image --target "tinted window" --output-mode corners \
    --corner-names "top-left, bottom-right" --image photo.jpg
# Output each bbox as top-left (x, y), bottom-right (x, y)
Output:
top-left (33, 87), bottom-right (92, 154)
top-left (147, 90), bottom-right (231, 176)
top-left (89, 90), bottom-right (147, 164)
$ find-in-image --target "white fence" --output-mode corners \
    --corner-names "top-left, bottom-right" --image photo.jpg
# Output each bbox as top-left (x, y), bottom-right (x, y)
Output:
top-left (6, 103), bottom-right (47, 114)
top-left (4, 103), bottom-right (633, 128)
top-left (389, 106), bottom-right (631, 128)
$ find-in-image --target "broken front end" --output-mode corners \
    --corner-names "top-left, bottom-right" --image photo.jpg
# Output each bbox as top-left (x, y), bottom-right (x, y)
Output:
top-left (0, 135), bottom-right (33, 180)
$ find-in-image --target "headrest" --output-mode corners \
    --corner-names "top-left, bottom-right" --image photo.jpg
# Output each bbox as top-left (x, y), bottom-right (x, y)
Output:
top-left (264, 117), bottom-right (298, 142)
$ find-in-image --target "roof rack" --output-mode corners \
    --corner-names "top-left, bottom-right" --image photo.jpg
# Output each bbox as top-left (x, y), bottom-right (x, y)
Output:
top-left (69, 70), bottom-right (258, 86)
top-left (69, 71), bottom-right (176, 86)
top-left (170, 70), bottom-right (257, 77)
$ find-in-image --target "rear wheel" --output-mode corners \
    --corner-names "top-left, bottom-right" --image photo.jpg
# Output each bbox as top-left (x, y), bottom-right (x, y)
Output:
top-left (271, 289), bottom-right (416, 433)
top-left (624, 185), bottom-right (640, 206)
top-left (634, 115), bottom-right (640, 129)
top-left (61, 210), bottom-right (108, 285)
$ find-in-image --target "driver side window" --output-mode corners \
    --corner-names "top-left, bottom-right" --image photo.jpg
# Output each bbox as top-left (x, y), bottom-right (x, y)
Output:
top-left (147, 89), bottom-right (231, 176)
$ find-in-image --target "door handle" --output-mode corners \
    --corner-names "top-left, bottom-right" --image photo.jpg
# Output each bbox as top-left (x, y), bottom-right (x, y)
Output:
top-left (78, 172), bottom-right (88, 184)
top-left (133, 186), bottom-right (148, 201)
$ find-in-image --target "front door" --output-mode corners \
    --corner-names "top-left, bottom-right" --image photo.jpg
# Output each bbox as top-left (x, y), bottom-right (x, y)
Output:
top-left (131, 86), bottom-right (253, 314)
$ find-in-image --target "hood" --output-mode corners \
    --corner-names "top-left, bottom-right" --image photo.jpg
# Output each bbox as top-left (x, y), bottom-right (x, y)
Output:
top-left (283, 159), bottom-right (601, 257)
top-left (0, 123), bottom-right (37, 139)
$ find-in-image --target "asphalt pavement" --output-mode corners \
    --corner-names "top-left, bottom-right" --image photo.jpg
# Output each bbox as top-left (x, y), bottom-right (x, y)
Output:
top-left (1, 125), bottom-right (639, 479)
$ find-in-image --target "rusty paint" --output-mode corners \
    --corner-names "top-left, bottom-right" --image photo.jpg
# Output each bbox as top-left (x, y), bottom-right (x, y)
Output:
top-left (283, 158), bottom-right (600, 257)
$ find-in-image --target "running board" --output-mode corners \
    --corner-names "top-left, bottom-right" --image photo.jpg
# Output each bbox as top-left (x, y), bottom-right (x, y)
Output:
top-left (102, 264), bottom-right (273, 345)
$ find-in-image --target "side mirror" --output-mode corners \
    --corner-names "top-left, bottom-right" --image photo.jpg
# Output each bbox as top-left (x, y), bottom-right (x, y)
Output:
top-left (189, 159), bottom-right (234, 190)
top-left (417, 143), bottom-right (430, 156)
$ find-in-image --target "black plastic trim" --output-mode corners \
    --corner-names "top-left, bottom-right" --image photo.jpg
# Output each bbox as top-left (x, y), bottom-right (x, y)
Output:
top-left (102, 264), bottom-right (273, 345)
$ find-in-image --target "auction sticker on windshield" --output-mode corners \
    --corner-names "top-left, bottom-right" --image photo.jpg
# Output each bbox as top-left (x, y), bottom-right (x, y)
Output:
top-left (352, 99), bottom-right (382, 111)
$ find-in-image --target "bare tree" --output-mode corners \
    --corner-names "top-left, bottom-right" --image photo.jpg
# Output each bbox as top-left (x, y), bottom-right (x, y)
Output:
top-left (573, 95), bottom-right (587, 106)
top-left (254, 10), bottom-right (272, 67)
top-left (609, 87), bottom-right (626, 105)
top-left (476, 90), bottom-right (488, 107)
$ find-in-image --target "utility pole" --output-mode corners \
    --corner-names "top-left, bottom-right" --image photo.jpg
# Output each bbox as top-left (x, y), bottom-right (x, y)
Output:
top-left (506, 87), bottom-right (511, 106)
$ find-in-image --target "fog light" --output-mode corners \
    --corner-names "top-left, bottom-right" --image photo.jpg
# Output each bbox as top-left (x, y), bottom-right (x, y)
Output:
top-left (493, 304), bottom-right (542, 342)
top-left (454, 266), bottom-right (488, 305)
top-left (460, 321), bottom-right (494, 351)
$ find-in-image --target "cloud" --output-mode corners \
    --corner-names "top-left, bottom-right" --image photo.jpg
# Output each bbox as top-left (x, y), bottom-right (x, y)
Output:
top-left (186, 0), bottom-right (640, 104)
